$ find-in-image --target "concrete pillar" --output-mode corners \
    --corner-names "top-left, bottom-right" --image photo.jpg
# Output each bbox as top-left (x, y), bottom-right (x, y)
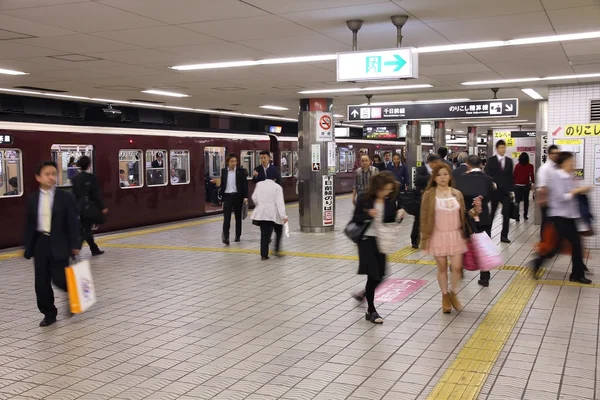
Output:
top-left (467, 126), bottom-right (478, 156)
top-left (534, 100), bottom-right (549, 225)
top-left (298, 98), bottom-right (335, 233)
top-left (433, 121), bottom-right (446, 153)
top-left (486, 129), bottom-right (494, 159)
top-left (405, 120), bottom-right (421, 189)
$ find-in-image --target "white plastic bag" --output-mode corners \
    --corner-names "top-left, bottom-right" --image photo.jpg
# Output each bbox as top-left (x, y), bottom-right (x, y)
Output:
top-left (284, 222), bottom-right (290, 238)
top-left (65, 259), bottom-right (96, 314)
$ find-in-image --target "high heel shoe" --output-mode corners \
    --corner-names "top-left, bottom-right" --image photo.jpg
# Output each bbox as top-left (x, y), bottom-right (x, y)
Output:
top-left (449, 291), bottom-right (463, 311)
top-left (442, 293), bottom-right (452, 314)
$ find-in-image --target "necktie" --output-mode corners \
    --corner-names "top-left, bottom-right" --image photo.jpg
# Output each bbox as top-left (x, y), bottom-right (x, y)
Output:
top-left (41, 191), bottom-right (51, 233)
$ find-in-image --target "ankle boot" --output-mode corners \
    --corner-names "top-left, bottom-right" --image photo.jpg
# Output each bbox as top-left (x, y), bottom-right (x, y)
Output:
top-left (442, 293), bottom-right (452, 313)
top-left (449, 291), bottom-right (463, 311)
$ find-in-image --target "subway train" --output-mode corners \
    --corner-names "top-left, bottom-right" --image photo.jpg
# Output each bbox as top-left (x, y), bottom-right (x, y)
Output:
top-left (0, 121), bottom-right (416, 249)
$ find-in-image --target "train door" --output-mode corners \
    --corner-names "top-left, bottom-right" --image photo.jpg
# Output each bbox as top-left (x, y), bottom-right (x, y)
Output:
top-left (203, 146), bottom-right (225, 213)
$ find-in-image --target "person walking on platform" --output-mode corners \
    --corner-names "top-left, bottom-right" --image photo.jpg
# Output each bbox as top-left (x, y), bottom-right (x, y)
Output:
top-left (421, 163), bottom-right (479, 314)
top-left (513, 152), bottom-right (534, 221)
top-left (352, 154), bottom-right (379, 206)
top-left (352, 172), bottom-right (404, 324)
top-left (411, 154), bottom-right (441, 249)
top-left (452, 152), bottom-right (469, 182)
top-left (456, 155), bottom-right (494, 287)
top-left (387, 153), bottom-right (409, 192)
top-left (72, 156), bottom-right (107, 256)
top-left (252, 150), bottom-right (280, 184)
top-left (219, 153), bottom-right (248, 245)
top-left (532, 152), bottom-right (593, 284)
top-left (486, 140), bottom-right (514, 243)
top-left (23, 161), bottom-right (81, 327)
top-left (536, 145), bottom-right (559, 240)
top-left (251, 169), bottom-right (288, 260)
top-left (372, 154), bottom-right (386, 173)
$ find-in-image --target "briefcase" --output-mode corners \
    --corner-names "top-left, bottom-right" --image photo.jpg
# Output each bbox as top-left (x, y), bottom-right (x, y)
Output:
top-left (242, 201), bottom-right (248, 220)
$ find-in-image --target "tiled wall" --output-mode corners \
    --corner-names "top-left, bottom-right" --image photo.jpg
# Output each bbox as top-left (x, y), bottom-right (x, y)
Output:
top-left (548, 83), bottom-right (600, 248)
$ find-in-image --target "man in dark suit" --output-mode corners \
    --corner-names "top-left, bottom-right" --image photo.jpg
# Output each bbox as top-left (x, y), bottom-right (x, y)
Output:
top-left (24, 161), bottom-right (81, 327)
top-left (219, 153), bottom-right (249, 245)
top-left (486, 140), bottom-right (514, 243)
top-left (150, 152), bottom-right (165, 185)
top-left (72, 156), bottom-right (107, 256)
top-left (252, 150), bottom-right (280, 184)
top-left (452, 152), bottom-right (469, 183)
top-left (456, 155), bottom-right (495, 287)
top-left (411, 154), bottom-right (441, 248)
top-left (438, 147), bottom-right (454, 169)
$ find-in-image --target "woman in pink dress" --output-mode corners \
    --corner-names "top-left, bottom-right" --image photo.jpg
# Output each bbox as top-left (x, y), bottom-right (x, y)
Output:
top-left (420, 163), bottom-right (480, 313)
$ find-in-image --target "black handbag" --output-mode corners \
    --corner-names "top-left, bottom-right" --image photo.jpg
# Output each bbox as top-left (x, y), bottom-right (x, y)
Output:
top-left (508, 201), bottom-right (519, 220)
top-left (344, 220), bottom-right (372, 243)
top-left (82, 197), bottom-right (104, 224)
top-left (399, 191), bottom-right (420, 216)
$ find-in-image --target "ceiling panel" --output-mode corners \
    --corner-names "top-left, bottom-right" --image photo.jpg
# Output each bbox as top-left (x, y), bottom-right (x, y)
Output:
top-left (93, 26), bottom-right (222, 49)
top-left (562, 41), bottom-right (600, 57)
top-left (395, 0), bottom-right (543, 23)
top-left (89, 49), bottom-right (199, 65)
top-left (0, 0), bottom-right (90, 10)
top-left (420, 63), bottom-right (492, 76)
top-left (83, 64), bottom-right (164, 78)
top-left (468, 43), bottom-right (565, 64)
top-left (546, 5), bottom-right (600, 33)
top-left (238, 34), bottom-right (348, 56)
top-left (98, 0), bottom-right (266, 24)
top-left (181, 15), bottom-right (313, 42)
top-left (20, 56), bottom-right (122, 69)
top-left (278, 2), bottom-right (404, 33)
top-left (22, 34), bottom-right (139, 53)
top-left (541, 0), bottom-right (598, 10)
top-left (2, 2), bottom-right (163, 33)
top-left (243, 0), bottom-right (390, 14)
top-left (0, 14), bottom-right (75, 37)
top-left (485, 60), bottom-right (574, 78)
top-left (0, 41), bottom-right (58, 60)
top-left (427, 12), bottom-right (554, 42)
top-left (159, 42), bottom-right (271, 62)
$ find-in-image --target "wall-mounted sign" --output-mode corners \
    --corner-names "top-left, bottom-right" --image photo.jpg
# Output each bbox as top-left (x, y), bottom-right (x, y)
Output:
top-left (327, 141), bottom-right (336, 175)
top-left (348, 98), bottom-right (518, 122)
top-left (363, 125), bottom-right (398, 139)
top-left (322, 175), bottom-right (334, 226)
top-left (594, 145), bottom-right (600, 185)
top-left (268, 126), bottom-right (282, 134)
top-left (555, 123), bottom-right (600, 137)
top-left (510, 131), bottom-right (536, 138)
top-left (311, 144), bottom-right (321, 171)
top-left (0, 134), bottom-right (13, 144)
top-left (555, 138), bottom-right (584, 180)
top-left (337, 47), bottom-right (418, 82)
top-left (316, 112), bottom-right (333, 142)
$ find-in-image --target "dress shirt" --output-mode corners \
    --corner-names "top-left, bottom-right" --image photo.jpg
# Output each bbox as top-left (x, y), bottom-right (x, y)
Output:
top-left (262, 165), bottom-right (269, 176)
top-left (225, 169), bottom-right (237, 193)
top-left (497, 155), bottom-right (505, 170)
top-left (548, 169), bottom-right (580, 219)
top-left (37, 187), bottom-right (56, 233)
top-left (170, 176), bottom-right (179, 184)
top-left (426, 164), bottom-right (433, 174)
top-left (536, 159), bottom-right (556, 188)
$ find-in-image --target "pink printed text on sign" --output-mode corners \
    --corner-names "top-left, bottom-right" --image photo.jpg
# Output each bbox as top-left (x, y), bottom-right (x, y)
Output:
top-left (374, 279), bottom-right (427, 303)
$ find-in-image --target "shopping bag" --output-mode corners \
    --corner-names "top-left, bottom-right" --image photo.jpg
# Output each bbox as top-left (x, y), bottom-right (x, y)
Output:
top-left (284, 222), bottom-right (290, 238)
top-left (242, 201), bottom-right (248, 220)
top-left (65, 259), bottom-right (96, 314)
top-left (375, 221), bottom-right (403, 254)
top-left (470, 232), bottom-right (503, 271)
top-left (463, 240), bottom-right (479, 271)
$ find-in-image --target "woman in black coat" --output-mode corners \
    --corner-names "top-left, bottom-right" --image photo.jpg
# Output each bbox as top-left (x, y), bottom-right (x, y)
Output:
top-left (352, 172), bottom-right (404, 324)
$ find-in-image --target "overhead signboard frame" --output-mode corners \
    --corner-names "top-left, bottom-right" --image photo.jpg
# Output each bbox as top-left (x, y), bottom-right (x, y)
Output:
top-left (347, 98), bottom-right (519, 122)
top-left (337, 47), bottom-right (418, 82)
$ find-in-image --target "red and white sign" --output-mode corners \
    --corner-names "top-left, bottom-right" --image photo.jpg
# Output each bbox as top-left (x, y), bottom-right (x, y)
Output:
top-left (322, 175), bottom-right (334, 226)
top-left (374, 279), bottom-right (427, 303)
top-left (316, 111), bottom-right (333, 142)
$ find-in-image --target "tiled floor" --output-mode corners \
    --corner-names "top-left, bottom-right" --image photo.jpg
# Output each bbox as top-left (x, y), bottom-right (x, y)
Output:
top-left (0, 197), bottom-right (599, 400)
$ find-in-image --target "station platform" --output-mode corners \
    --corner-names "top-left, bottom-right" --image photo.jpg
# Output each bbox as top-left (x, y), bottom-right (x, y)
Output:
top-left (0, 196), bottom-right (598, 400)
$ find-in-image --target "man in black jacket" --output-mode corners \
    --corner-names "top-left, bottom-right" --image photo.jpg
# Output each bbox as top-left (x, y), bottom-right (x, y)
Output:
top-left (72, 156), bottom-right (108, 256)
top-left (219, 153), bottom-right (249, 245)
top-left (411, 154), bottom-right (441, 248)
top-left (486, 140), bottom-right (514, 243)
top-left (252, 150), bottom-right (280, 184)
top-left (24, 161), bottom-right (81, 327)
top-left (456, 155), bottom-right (495, 286)
top-left (452, 152), bottom-right (469, 183)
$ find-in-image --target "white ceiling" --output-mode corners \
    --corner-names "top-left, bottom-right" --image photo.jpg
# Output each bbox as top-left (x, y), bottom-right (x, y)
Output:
top-left (0, 0), bottom-right (598, 130)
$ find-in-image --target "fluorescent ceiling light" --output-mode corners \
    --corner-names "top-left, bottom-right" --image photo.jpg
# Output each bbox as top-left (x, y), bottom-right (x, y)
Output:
top-left (521, 88), bottom-right (544, 100)
top-left (0, 68), bottom-right (29, 76)
top-left (461, 119), bottom-right (528, 124)
top-left (141, 89), bottom-right (190, 98)
top-left (478, 122), bottom-right (536, 127)
top-left (462, 73), bottom-right (600, 85)
top-left (0, 88), bottom-right (41, 95)
top-left (362, 98), bottom-right (469, 106)
top-left (171, 54), bottom-right (337, 71)
top-left (455, 130), bottom-right (465, 133)
top-left (299, 84), bottom-right (432, 95)
top-left (333, 114), bottom-right (345, 118)
top-left (259, 105), bottom-right (289, 111)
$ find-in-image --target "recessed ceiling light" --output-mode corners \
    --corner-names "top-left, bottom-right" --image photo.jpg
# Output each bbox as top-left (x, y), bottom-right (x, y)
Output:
top-left (462, 73), bottom-right (600, 85)
top-left (171, 54), bottom-right (337, 71)
top-left (333, 114), bottom-right (345, 118)
top-left (362, 98), bottom-right (470, 106)
top-left (521, 88), bottom-right (544, 100)
top-left (259, 105), bottom-right (289, 111)
top-left (141, 89), bottom-right (190, 98)
top-left (298, 84), bottom-right (432, 94)
top-left (0, 68), bottom-right (28, 76)
top-left (461, 119), bottom-right (528, 124)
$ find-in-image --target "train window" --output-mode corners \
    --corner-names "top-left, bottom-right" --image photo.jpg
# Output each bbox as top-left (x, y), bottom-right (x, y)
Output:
top-left (146, 150), bottom-right (167, 187)
top-left (0, 150), bottom-right (23, 198)
top-left (240, 150), bottom-right (254, 177)
top-left (51, 144), bottom-right (93, 187)
top-left (119, 149), bottom-right (143, 188)
top-left (292, 151), bottom-right (298, 177)
top-left (338, 151), bottom-right (346, 173)
top-left (347, 151), bottom-right (355, 171)
top-left (281, 151), bottom-right (292, 177)
top-left (204, 147), bottom-right (225, 178)
top-left (169, 150), bottom-right (190, 185)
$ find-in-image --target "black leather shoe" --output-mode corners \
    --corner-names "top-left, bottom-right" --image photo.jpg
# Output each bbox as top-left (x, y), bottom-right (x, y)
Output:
top-left (365, 311), bottom-right (384, 324)
top-left (412, 244), bottom-right (419, 249)
top-left (569, 275), bottom-right (592, 284)
top-left (91, 250), bottom-right (105, 256)
top-left (524, 216), bottom-right (529, 220)
top-left (234, 237), bottom-right (240, 243)
top-left (261, 256), bottom-right (269, 261)
top-left (39, 318), bottom-right (56, 327)
top-left (478, 280), bottom-right (489, 287)
top-left (500, 237), bottom-right (511, 244)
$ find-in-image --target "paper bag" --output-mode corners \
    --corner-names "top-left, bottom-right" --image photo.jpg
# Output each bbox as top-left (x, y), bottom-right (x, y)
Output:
top-left (65, 260), bottom-right (96, 314)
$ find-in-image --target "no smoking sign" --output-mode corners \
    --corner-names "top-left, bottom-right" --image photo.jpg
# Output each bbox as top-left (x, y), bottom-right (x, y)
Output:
top-left (316, 112), bottom-right (333, 142)
top-left (319, 115), bottom-right (331, 130)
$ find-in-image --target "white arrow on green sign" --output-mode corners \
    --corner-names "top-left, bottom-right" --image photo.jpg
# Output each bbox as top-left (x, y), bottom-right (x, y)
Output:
top-left (337, 47), bottom-right (418, 82)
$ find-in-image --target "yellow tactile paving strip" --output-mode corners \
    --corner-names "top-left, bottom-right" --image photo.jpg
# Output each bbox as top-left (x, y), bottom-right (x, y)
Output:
top-left (537, 279), bottom-right (600, 288)
top-left (426, 268), bottom-right (540, 400)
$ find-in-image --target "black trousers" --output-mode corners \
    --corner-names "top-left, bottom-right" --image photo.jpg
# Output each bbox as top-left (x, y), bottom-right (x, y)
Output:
top-left (260, 221), bottom-right (283, 258)
top-left (534, 217), bottom-right (586, 278)
top-left (222, 193), bottom-right (242, 240)
top-left (81, 219), bottom-right (100, 254)
top-left (479, 225), bottom-right (492, 282)
top-left (491, 190), bottom-right (510, 238)
top-left (515, 185), bottom-right (530, 219)
top-left (411, 209), bottom-right (420, 246)
top-left (540, 206), bottom-right (548, 240)
top-left (34, 235), bottom-right (68, 319)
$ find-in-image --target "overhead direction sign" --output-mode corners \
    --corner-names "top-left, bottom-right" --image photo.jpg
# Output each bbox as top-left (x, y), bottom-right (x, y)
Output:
top-left (337, 47), bottom-right (418, 82)
top-left (347, 98), bottom-right (518, 122)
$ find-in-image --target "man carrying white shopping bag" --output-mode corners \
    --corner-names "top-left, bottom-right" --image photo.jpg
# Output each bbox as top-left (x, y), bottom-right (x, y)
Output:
top-left (66, 259), bottom-right (96, 314)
